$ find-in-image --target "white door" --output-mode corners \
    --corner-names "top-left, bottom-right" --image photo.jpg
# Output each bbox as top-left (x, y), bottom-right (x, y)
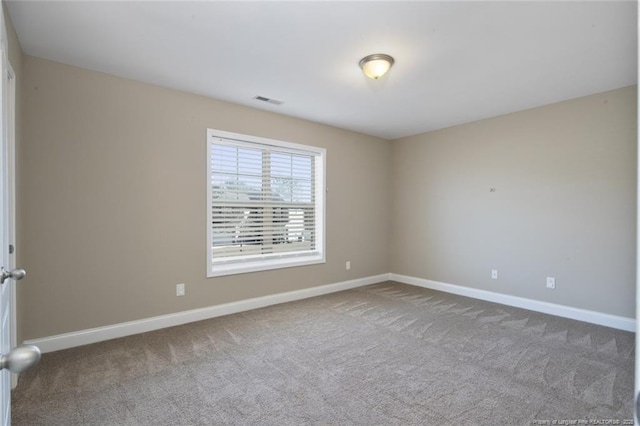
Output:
top-left (0, 13), bottom-right (16, 421)
top-left (0, 19), bottom-right (12, 422)
top-left (0, 11), bottom-right (39, 425)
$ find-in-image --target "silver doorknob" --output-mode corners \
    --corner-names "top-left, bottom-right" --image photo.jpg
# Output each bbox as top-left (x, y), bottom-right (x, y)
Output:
top-left (0, 345), bottom-right (40, 373)
top-left (0, 266), bottom-right (25, 284)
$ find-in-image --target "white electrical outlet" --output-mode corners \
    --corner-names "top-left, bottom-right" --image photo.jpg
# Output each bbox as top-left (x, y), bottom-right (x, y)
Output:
top-left (346, 261), bottom-right (351, 270)
top-left (546, 277), bottom-right (555, 289)
top-left (491, 269), bottom-right (498, 280)
top-left (176, 283), bottom-right (185, 296)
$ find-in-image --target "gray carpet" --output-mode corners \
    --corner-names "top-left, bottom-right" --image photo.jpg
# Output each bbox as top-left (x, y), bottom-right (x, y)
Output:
top-left (11, 282), bottom-right (635, 425)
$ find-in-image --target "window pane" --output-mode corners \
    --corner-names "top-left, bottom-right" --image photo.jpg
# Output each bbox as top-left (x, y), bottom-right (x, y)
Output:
top-left (208, 131), bottom-right (324, 277)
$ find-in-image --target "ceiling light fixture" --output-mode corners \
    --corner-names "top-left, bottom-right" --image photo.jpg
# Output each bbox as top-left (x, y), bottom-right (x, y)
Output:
top-left (359, 54), bottom-right (394, 80)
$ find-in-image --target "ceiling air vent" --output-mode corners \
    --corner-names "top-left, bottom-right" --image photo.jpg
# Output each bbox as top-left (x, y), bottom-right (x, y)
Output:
top-left (253, 95), bottom-right (283, 106)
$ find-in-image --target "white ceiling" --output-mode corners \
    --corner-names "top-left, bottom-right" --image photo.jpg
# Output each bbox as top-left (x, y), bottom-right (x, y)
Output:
top-left (6, 1), bottom-right (638, 140)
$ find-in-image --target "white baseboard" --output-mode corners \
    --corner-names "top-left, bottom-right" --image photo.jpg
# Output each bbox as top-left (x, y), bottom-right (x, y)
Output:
top-left (390, 273), bottom-right (635, 332)
top-left (25, 272), bottom-right (634, 353)
top-left (25, 273), bottom-right (390, 353)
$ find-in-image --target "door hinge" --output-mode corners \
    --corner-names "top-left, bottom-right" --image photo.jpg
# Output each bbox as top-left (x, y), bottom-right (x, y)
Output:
top-left (8, 244), bottom-right (14, 254)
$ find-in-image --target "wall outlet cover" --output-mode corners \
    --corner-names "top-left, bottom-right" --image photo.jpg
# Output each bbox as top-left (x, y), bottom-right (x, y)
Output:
top-left (176, 283), bottom-right (185, 296)
top-left (546, 277), bottom-right (556, 289)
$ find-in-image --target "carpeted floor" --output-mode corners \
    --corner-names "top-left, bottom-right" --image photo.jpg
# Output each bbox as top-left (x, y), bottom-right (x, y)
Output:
top-left (11, 281), bottom-right (635, 425)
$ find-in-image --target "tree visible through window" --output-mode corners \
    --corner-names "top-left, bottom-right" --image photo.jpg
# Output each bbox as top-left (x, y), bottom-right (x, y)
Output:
top-left (207, 129), bottom-right (325, 277)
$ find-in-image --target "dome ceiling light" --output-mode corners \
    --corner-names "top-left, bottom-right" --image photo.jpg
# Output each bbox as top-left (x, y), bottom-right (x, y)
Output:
top-left (359, 54), bottom-right (394, 80)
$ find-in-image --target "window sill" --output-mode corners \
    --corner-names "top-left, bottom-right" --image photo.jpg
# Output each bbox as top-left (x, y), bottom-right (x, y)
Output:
top-left (208, 253), bottom-right (325, 278)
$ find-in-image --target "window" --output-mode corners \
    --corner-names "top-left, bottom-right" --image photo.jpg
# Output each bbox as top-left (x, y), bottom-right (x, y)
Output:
top-left (207, 129), bottom-right (325, 277)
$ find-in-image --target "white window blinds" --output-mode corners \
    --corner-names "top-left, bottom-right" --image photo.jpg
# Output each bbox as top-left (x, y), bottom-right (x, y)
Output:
top-left (207, 130), bottom-right (325, 277)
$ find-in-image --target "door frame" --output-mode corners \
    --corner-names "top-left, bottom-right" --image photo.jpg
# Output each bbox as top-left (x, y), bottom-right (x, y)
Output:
top-left (6, 62), bottom-right (16, 391)
top-left (0, 4), bottom-right (12, 422)
top-left (633, 7), bottom-right (640, 424)
top-left (634, 6), bottom-right (639, 423)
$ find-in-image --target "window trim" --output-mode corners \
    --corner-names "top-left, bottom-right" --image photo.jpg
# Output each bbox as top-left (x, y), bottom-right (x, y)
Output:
top-left (206, 128), bottom-right (326, 278)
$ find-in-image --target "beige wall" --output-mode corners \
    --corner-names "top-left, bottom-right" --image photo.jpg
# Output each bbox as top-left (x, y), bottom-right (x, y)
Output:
top-left (15, 53), bottom-right (638, 340)
top-left (5, 6), bottom-right (21, 77)
top-left (19, 56), bottom-right (391, 340)
top-left (391, 86), bottom-right (637, 318)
